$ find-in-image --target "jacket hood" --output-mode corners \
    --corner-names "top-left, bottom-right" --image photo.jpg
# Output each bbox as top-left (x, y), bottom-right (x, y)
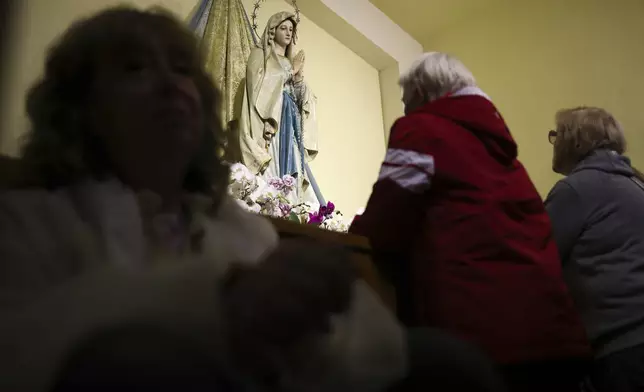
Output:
top-left (572, 149), bottom-right (633, 177)
top-left (415, 87), bottom-right (517, 165)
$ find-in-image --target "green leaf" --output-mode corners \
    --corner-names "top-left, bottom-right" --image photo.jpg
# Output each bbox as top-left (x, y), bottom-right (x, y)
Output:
top-left (288, 212), bottom-right (300, 222)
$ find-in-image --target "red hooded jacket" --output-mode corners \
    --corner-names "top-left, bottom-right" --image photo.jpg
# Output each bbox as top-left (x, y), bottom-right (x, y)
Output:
top-left (350, 89), bottom-right (589, 364)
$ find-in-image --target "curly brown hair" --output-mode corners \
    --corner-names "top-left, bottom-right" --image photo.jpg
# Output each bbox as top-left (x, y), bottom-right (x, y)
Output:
top-left (21, 7), bottom-right (228, 198)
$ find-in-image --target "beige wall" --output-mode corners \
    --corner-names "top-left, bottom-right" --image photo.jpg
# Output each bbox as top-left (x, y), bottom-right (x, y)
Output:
top-left (379, 63), bottom-right (402, 143)
top-left (317, 0), bottom-right (422, 70)
top-left (424, 0), bottom-right (644, 196)
top-left (295, 0), bottom-right (424, 151)
top-left (1, 0), bottom-right (387, 216)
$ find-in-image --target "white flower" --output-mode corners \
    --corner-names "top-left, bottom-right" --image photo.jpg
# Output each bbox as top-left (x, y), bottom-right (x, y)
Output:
top-left (229, 163), bottom-right (258, 200)
top-left (229, 162), bottom-right (252, 176)
top-left (229, 181), bottom-right (251, 200)
top-left (255, 185), bottom-right (281, 205)
top-left (260, 199), bottom-right (285, 218)
top-left (248, 176), bottom-right (268, 203)
top-left (234, 198), bottom-right (261, 214)
top-left (321, 219), bottom-right (348, 232)
top-left (290, 202), bottom-right (315, 217)
top-left (320, 212), bottom-right (349, 232)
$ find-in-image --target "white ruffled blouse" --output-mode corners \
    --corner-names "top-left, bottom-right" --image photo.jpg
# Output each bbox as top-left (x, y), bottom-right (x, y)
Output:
top-left (0, 179), bottom-right (406, 392)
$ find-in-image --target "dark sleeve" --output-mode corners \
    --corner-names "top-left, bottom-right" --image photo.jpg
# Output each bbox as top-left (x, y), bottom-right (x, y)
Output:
top-left (544, 180), bottom-right (585, 264)
top-left (349, 118), bottom-right (435, 255)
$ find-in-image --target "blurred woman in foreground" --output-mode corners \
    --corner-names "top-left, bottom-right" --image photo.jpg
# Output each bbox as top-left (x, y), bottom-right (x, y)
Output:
top-left (546, 107), bottom-right (644, 392)
top-left (351, 52), bottom-right (590, 391)
top-left (0, 8), bottom-right (406, 392)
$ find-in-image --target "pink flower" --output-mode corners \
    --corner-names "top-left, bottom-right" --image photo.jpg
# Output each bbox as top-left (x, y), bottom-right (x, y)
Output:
top-left (267, 178), bottom-right (284, 190)
top-left (308, 212), bottom-right (324, 225)
top-left (308, 201), bottom-right (337, 225)
top-left (282, 175), bottom-right (296, 189)
top-left (318, 201), bottom-right (335, 217)
top-left (279, 202), bottom-right (292, 216)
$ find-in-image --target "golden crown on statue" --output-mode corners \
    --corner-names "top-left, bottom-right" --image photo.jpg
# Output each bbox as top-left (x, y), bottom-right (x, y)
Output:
top-left (250, 0), bottom-right (301, 38)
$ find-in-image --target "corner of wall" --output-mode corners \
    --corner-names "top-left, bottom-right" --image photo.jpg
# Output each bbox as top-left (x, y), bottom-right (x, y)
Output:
top-left (378, 64), bottom-right (403, 144)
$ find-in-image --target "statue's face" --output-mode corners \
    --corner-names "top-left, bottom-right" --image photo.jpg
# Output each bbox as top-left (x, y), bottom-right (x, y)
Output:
top-left (275, 19), bottom-right (294, 48)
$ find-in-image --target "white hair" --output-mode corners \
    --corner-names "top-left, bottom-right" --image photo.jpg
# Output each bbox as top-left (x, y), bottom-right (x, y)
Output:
top-left (399, 52), bottom-right (477, 104)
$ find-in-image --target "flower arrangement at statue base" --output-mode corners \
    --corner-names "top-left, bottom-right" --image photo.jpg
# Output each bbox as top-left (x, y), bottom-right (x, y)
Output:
top-left (228, 163), bottom-right (349, 233)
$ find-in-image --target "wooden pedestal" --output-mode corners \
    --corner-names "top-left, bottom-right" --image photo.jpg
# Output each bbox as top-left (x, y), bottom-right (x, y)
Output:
top-left (268, 217), bottom-right (395, 311)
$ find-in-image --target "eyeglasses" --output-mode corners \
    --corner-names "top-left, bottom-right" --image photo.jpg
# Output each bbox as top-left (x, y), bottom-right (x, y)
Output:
top-left (548, 130), bottom-right (557, 145)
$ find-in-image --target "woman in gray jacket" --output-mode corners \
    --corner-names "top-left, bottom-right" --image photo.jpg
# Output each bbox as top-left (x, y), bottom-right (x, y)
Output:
top-left (545, 106), bottom-right (644, 392)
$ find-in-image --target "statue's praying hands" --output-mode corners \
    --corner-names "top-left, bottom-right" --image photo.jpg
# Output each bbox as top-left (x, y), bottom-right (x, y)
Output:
top-left (293, 50), bottom-right (305, 80)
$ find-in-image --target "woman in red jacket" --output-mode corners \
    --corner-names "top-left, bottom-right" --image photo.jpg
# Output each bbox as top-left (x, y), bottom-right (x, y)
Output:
top-left (350, 52), bottom-right (590, 392)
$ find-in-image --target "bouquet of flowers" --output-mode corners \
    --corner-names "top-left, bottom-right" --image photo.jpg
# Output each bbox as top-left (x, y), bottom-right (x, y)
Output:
top-left (228, 163), bottom-right (349, 232)
top-left (286, 201), bottom-right (349, 232)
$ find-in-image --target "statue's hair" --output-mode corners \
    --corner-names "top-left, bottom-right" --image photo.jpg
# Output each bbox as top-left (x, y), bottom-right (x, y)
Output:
top-left (399, 52), bottom-right (476, 103)
top-left (553, 106), bottom-right (627, 174)
top-left (21, 7), bottom-right (229, 201)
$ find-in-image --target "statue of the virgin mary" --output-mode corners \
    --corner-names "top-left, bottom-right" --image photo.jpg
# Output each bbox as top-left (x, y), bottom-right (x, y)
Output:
top-left (238, 11), bottom-right (324, 205)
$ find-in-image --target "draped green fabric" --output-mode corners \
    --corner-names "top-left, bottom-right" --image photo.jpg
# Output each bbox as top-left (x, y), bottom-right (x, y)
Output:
top-left (190, 0), bottom-right (256, 129)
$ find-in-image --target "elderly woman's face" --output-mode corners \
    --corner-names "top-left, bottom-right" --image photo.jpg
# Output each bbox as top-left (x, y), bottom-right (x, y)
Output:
top-left (275, 20), bottom-right (294, 48)
top-left (551, 127), bottom-right (572, 175)
top-left (89, 28), bottom-right (203, 181)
